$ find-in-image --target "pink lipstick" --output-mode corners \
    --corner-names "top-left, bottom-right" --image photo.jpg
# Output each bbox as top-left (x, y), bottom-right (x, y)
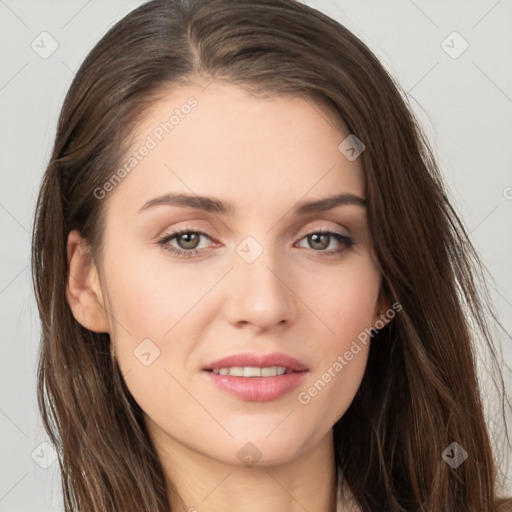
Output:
top-left (202, 352), bottom-right (309, 402)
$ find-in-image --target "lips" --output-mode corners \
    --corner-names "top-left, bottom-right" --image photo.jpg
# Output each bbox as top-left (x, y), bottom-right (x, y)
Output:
top-left (202, 351), bottom-right (309, 402)
top-left (203, 352), bottom-right (309, 372)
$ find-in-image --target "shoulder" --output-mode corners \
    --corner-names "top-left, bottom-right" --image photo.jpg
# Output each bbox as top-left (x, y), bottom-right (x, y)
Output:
top-left (496, 497), bottom-right (512, 512)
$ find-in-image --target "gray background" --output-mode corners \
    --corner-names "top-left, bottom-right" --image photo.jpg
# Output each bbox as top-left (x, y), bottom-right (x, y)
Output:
top-left (0, 0), bottom-right (511, 510)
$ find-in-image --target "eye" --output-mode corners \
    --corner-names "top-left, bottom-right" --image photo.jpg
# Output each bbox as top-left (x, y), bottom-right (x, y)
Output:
top-left (157, 227), bottom-right (355, 259)
top-left (158, 228), bottom-right (215, 258)
top-left (295, 228), bottom-right (354, 257)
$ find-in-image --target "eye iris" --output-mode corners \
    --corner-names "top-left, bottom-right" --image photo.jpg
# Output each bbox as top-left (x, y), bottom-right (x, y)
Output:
top-left (178, 232), bottom-right (200, 250)
top-left (308, 233), bottom-right (329, 250)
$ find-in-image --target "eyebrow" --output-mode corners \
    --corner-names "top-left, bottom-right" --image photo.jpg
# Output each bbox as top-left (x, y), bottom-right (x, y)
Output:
top-left (137, 192), bottom-right (367, 215)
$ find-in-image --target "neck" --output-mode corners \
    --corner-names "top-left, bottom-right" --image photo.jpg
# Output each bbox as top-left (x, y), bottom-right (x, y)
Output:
top-left (147, 420), bottom-right (338, 512)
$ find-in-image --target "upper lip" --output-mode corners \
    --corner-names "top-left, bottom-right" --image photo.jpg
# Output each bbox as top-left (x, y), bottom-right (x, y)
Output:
top-left (203, 352), bottom-right (309, 372)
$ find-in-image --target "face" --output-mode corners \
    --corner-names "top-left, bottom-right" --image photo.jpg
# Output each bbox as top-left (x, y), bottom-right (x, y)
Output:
top-left (92, 81), bottom-right (386, 467)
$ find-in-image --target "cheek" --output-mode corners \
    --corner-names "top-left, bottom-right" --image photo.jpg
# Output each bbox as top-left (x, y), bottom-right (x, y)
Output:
top-left (295, 256), bottom-right (379, 420)
top-left (311, 254), bottom-right (381, 340)
top-left (103, 246), bottom-right (193, 339)
top-left (298, 346), bottom-right (369, 432)
top-left (101, 245), bottom-right (216, 387)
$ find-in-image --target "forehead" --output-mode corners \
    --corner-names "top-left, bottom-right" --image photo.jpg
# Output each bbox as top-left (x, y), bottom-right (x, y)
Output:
top-left (109, 81), bottom-right (365, 215)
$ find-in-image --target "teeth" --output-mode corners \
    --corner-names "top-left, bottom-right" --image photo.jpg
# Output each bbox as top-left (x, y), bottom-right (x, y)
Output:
top-left (212, 366), bottom-right (287, 377)
top-left (243, 367), bottom-right (261, 377)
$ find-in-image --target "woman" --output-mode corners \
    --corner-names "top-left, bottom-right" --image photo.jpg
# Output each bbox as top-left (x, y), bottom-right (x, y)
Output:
top-left (31, 0), bottom-right (512, 510)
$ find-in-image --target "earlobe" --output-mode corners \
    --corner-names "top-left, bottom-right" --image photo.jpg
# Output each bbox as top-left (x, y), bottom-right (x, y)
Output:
top-left (66, 230), bottom-right (110, 333)
top-left (374, 292), bottom-right (393, 328)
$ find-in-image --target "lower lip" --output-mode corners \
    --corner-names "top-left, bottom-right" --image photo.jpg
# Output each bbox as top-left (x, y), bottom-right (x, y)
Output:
top-left (203, 370), bottom-right (308, 401)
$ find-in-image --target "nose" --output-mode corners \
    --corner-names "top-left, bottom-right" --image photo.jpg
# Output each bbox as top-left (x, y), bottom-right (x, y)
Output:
top-left (223, 245), bottom-right (298, 332)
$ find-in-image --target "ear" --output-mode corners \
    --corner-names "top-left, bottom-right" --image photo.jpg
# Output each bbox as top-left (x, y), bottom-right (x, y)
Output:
top-left (66, 230), bottom-right (110, 333)
top-left (372, 285), bottom-right (394, 328)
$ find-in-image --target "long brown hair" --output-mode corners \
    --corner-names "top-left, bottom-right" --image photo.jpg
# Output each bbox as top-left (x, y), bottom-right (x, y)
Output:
top-left (31, 0), bottom-right (512, 510)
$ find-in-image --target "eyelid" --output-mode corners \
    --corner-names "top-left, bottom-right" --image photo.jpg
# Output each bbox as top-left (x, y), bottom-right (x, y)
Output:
top-left (158, 221), bottom-right (351, 241)
top-left (157, 227), bottom-right (218, 247)
top-left (157, 224), bottom-right (350, 246)
top-left (157, 222), bottom-right (355, 259)
top-left (297, 224), bottom-right (351, 239)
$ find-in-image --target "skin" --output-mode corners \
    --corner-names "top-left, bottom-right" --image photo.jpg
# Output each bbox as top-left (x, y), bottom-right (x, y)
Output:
top-left (66, 81), bottom-right (390, 512)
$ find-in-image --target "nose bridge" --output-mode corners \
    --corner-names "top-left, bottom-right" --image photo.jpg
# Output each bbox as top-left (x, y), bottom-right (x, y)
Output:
top-left (224, 232), bottom-right (295, 329)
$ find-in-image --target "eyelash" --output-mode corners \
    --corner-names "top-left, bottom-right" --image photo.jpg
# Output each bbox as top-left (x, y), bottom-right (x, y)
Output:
top-left (157, 226), bottom-right (355, 259)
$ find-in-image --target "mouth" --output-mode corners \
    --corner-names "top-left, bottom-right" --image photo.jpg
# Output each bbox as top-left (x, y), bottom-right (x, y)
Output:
top-left (207, 366), bottom-right (296, 377)
top-left (202, 352), bottom-right (309, 401)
